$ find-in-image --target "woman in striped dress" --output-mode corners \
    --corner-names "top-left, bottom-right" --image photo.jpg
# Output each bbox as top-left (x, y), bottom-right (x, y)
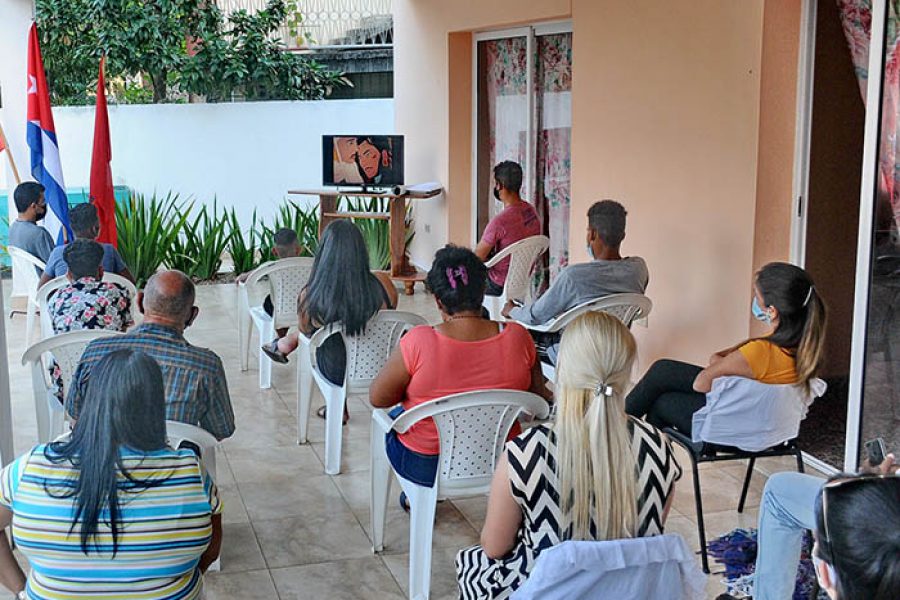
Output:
top-left (456, 312), bottom-right (682, 599)
top-left (0, 350), bottom-right (222, 600)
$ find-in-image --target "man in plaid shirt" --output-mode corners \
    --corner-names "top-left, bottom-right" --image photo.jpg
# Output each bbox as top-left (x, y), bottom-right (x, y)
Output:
top-left (66, 270), bottom-right (235, 440)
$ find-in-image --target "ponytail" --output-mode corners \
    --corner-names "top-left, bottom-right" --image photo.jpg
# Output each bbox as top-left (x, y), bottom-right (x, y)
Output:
top-left (795, 287), bottom-right (827, 391)
top-left (555, 313), bottom-right (638, 540)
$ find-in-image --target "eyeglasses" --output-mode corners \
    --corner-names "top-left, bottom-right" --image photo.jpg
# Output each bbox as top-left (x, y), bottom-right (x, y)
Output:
top-left (820, 473), bottom-right (898, 563)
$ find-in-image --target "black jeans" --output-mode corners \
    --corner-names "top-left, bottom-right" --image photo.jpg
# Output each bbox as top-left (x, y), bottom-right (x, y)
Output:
top-left (625, 359), bottom-right (706, 435)
top-left (485, 278), bottom-right (504, 297)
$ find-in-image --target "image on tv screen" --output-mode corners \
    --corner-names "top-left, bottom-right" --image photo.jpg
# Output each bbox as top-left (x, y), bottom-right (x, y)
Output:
top-left (323, 135), bottom-right (404, 187)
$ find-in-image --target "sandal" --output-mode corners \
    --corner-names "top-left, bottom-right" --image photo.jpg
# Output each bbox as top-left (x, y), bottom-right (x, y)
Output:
top-left (261, 339), bottom-right (289, 364)
top-left (316, 405), bottom-right (349, 426)
top-left (399, 491), bottom-right (410, 513)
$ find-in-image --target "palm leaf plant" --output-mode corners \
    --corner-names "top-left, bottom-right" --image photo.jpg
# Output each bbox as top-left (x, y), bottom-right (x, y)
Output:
top-left (227, 208), bottom-right (262, 276)
top-left (169, 200), bottom-right (234, 280)
top-left (115, 191), bottom-right (191, 288)
top-left (260, 201), bottom-right (320, 261)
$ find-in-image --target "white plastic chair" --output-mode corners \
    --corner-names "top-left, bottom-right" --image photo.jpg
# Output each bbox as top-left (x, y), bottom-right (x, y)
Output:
top-left (510, 535), bottom-right (706, 600)
top-left (238, 257), bottom-right (314, 389)
top-left (21, 329), bottom-right (125, 443)
top-left (297, 310), bottom-right (427, 475)
top-left (370, 389), bottom-right (549, 600)
top-left (517, 293), bottom-right (653, 381)
top-left (8, 246), bottom-right (47, 345)
top-left (164, 420), bottom-right (220, 571)
top-left (37, 273), bottom-right (138, 339)
top-left (482, 235), bottom-right (549, 320)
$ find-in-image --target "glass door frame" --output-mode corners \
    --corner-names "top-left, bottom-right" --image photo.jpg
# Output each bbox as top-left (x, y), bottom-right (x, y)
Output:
top-left (470, 20), bottom-right (573, 246)
top-left (845, 0), bottom-right (890, 471)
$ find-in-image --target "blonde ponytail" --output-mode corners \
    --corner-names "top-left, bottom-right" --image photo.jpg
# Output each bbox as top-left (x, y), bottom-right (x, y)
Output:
top-left (796, 288), bottom-right (827, 390)
top-left (554, 312), bottom-right (638, 540)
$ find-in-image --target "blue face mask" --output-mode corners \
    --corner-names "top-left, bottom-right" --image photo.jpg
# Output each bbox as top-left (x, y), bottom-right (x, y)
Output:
top-left (586, 244), bottom-right (595, 260)
top-left (751, 296), bottom-right (771, 323)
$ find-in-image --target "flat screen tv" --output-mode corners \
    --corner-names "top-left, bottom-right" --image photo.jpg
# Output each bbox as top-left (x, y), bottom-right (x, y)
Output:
top-left (322, 135), bottom-right (404, 188)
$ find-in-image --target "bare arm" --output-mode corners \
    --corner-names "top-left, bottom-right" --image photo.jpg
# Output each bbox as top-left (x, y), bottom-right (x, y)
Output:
top-left (369, 348), bottom-right (411, 409)
top-left (528, 358), bottom-right (552, 402)
top-left (38, 272), bottom-right (52, 288)
top-left (373, 271), bottom-right (399, 309)
top-left (480, 452), bottom-right (523, 559)
top-left (474, 240), bottom-right (493, 262)
top-left (297, 289), bottom-right (315, 336)
top-left (693, 349), bottom-right (754, 393)
top-left (198, 513), bottom-right (222, 573)
top-left (0, 507), bottom-right (26, 596)
top-left (118, 267), bottom-right (136, 284)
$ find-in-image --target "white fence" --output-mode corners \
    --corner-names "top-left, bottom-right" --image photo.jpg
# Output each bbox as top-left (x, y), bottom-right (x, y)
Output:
top-left (52, 99), bottom-right (394, 229)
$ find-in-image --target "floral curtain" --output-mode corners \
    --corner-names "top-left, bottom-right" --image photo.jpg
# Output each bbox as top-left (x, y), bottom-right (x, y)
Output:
top-left (484, 37), bottom-right (528, 221)
top-left (838, 0), bottom-right (900, 232)
top-left (534, 33), bottom-right (573, 290)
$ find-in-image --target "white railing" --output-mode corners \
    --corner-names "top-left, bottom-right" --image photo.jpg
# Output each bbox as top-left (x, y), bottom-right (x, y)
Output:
top-left (216, 0), bottom-right (392, 47)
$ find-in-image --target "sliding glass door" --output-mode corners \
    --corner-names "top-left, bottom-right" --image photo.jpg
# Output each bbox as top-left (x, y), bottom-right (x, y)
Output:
top-left (474, 23), bottom-right (572, 292)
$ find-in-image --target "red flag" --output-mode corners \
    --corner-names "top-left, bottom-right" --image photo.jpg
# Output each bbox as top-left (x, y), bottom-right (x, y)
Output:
top-left (90, 56), bottom-right (116, 247)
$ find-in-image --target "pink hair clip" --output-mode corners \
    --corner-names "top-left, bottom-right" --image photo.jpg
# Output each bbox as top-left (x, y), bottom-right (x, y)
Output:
top-left (446, 266), bottom-right (469, 289)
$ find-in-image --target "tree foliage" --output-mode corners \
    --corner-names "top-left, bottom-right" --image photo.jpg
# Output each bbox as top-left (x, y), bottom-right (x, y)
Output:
top-left (35, 0), bottom-right (347, 105)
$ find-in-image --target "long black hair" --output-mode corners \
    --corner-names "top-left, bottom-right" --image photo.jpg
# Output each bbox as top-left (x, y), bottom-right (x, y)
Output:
top-left (814, 475), bottom-right (900, 599)
top-left (46, 350), bottom-right (169, 555)
top-left (755, 262), bottom-right (827, 387)
top-left (426, 244), bottom-right (487, 314)
top-left (299, 219), bottom-right (383, 336)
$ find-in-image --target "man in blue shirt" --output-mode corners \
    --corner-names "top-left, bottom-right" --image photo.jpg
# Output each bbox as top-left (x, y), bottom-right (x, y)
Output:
top-left (38, 202), bottom-right (133, 287)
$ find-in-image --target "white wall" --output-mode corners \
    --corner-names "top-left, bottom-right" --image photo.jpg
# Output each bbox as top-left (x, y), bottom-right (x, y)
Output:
top-left (0, 1), bottom-right (33, 193)
top-left (53, 99), bottom-right (395, 228)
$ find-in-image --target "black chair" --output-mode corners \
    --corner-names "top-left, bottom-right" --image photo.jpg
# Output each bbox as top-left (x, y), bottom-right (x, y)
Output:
top-left (662, 427), bottom-right (804, 573)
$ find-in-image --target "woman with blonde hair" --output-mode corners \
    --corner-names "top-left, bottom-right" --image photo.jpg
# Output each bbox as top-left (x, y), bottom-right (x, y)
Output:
top-left (456, 312), bottom-right (681, 599)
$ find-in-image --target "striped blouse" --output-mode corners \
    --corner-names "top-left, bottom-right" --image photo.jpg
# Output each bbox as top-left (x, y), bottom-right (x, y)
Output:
top-left (0, 445), bottom-right (222, 600)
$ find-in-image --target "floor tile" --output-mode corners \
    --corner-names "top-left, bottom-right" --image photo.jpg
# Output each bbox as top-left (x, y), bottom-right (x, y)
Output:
top-left (217, 522), bottom-right (267, 573)
top-left (238, 473), bottom-right (348, 522)
top-left (253, 512), bottom-right (373, 568)
top-left (381, 545), bottom-right (461, 600)
top-left (271, 557), bottom-right (405, 600)
top-left (203, 568), bottom-right (279, 600)
top-left (226, 443), bottom-right (324, 483)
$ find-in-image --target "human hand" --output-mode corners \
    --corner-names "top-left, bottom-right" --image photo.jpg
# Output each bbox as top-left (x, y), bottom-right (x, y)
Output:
top-left (501, 300), bottom-right (517, 319)
top-left (860, 452), bottom-right (898, 475)
top-left (235, 272), bottom-right (249, 284)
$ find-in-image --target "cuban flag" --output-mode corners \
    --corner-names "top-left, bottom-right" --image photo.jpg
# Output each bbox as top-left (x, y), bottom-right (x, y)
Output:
top-left (26, 22), bottom-right (71, 244)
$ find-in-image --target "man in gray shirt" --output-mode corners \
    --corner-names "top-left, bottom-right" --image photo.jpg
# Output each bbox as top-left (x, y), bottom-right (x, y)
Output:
top-left (502, 200), bottom-right (648, 326)
top-left (8, 181), bottom-right (54, 274)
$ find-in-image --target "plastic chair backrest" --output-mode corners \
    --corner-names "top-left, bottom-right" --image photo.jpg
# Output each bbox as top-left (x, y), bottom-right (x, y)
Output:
top-left (391, 390), bottom-right (549, 495)
top-left (510, 535), bottom-right (706, 600)
top-left (165, 420), bottom-right (218, 453)
top-left (37, 274), bottom-right (137, 338)
top-left (244, 257), bottom-right (315, 328)
top-left (22, 329), bottom-right (125, 390)
top-left (541, 293), bottom-right (653, 333)
top-left (484, 235), bottom-right (549, 300)
top-left (309, 310), bottom-right (427, 394)
top-left (9, 246), bottom-right (45, 299)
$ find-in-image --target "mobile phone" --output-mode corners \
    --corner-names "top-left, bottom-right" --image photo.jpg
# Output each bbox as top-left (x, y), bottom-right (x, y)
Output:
top-left (865, 438), bottom-right (886, 466)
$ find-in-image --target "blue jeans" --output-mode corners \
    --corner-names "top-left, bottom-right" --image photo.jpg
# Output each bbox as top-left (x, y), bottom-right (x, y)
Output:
top-left (385, 406), bottom-right (439, 487)
top-left (753, 472), bottom-right (824, 600)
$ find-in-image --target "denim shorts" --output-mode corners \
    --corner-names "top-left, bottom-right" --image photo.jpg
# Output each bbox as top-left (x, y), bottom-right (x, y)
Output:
top-left (385, 406), bottom-right (439, 487)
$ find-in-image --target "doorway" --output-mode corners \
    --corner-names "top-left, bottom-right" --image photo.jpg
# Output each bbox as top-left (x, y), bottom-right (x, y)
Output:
top-left (473, 23), bottom-right (572, 292)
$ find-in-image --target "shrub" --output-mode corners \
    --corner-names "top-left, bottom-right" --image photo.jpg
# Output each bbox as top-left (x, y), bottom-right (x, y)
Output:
top-left (168, 200), bottom-right (234, 280)
top-left (227, 208), bottom-right (262, 276)
top-left (115, 191), bottom-right (191, 288)
top-left (260, 201), bottom-right (319, 262)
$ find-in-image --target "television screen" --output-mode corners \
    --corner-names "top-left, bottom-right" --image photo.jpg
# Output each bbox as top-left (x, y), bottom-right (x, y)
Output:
top-left (322, 135), bottom-right (404, 187)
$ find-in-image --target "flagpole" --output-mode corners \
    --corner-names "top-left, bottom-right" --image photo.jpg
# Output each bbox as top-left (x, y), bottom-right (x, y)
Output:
top-left (0, 123), bottom-right (21, 185)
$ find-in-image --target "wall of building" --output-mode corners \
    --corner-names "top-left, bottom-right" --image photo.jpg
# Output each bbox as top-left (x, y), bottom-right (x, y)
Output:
top-left (395, 0), bottom-right (770, 370)
top-left (0, 1), bottom-right (34, 195)
top-left (50, 99), bottom-right (394, 228)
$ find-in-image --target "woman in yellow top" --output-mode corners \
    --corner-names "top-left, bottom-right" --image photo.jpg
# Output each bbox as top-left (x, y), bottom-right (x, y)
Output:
top-left (625, 262), bottom-right (826, 435)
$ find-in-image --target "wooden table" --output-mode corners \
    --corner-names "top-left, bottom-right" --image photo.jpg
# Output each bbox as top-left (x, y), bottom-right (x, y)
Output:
top-left (287, 187), bottom-right (441, 294)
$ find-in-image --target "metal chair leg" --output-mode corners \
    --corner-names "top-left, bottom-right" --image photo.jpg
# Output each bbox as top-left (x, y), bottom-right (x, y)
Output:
top-left (795, 449), bottom-right (805, 473)
top-left (737, 457), bottom-right (756, 514)
top-left (690, 455), bottom-right (710, 573)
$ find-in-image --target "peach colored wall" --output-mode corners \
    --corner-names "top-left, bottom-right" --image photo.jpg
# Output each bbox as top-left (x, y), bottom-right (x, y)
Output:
top-left (749, 0), bottom-right (802, 338)
top-left (395, 0), bottom-right (769, 372)
top-left (393, 0), bottom-right (571, 266)
top-left (568, 0), bottom-right (764, 369)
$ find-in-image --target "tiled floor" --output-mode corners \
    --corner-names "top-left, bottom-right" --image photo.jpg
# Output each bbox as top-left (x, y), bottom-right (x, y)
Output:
top-left (0, 282), bottom-right (826, 599)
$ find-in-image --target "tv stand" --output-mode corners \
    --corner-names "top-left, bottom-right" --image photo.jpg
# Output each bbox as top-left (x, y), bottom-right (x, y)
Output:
top-left (287, 186), bottom-right (442, 294)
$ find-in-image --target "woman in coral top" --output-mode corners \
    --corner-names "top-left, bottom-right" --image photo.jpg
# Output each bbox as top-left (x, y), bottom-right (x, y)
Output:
top-left (370, 245), bottom-right (550, 493)
top-left (625, 262), bottom-right (827, 435)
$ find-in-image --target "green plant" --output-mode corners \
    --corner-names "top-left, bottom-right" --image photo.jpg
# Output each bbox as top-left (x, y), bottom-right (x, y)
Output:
top-left (227, 208), bottom-right (262, 276)
top-left (115, 191), bottom-right (191, 288)
top-left (35, 0), bottom-right (347, 105)
top-left (169, 200), bottom-right (234, 280)
top-left (260, 201), bottom-right (319, 261)
top-left (339, 197), bottom-right (415, 271)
